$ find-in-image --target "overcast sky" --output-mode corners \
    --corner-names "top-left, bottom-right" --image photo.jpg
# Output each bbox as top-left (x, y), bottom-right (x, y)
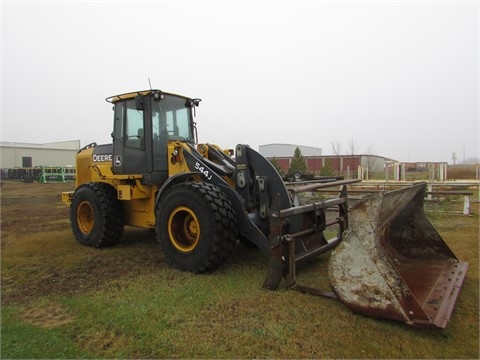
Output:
top-left (2, 0), bottom-right (478, 163)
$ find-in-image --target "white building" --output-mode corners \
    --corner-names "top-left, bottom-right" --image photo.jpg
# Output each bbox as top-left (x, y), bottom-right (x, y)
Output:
top-left (0, 140), bottom-right (80, 168)
top-left (259, 143), bottom-right (322, 158)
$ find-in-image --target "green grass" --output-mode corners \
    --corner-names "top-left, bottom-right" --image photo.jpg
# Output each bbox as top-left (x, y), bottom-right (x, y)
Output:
top-left (1, 307), bottom-right (91, 359)
top-left (1, 182), bottom-right (479, 358)
top-left (3, 262), bottom-right (478, 358)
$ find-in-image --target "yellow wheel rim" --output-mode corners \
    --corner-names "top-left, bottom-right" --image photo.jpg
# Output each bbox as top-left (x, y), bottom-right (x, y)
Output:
top-left (168, 206), bottom-right (200, 252)
top-left (77, 200), bottom-right (94, 234)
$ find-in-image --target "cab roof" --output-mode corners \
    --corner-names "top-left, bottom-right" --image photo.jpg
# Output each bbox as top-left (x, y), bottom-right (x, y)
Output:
top-left (105, 89), bottom-right (191, 103)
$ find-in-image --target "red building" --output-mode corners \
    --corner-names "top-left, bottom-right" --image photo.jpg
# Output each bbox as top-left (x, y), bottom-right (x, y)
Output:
top-left (268, 155), bottom-right (382, 178)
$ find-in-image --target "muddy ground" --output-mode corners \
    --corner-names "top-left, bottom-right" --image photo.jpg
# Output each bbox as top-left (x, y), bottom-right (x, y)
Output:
top-left (1, 180), bottom-right (479, 359)
top-left (1, 181), bottom-right (162, 308)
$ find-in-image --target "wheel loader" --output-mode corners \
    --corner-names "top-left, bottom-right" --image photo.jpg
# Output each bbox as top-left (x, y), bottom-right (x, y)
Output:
top-left (62, 89), bottom-right (468, 328)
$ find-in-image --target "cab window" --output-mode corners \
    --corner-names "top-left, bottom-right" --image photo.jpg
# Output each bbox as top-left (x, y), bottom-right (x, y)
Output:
top-left (125, 100), bottom-right (145, 149)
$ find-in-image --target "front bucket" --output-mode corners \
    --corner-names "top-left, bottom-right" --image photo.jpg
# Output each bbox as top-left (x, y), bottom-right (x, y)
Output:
top-left (329, 182), bottom-right (468, 328)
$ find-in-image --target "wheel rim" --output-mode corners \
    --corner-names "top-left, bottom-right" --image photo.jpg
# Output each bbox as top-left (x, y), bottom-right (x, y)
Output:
top-left (168, 206), bottom-right (200, 252)
top-left (77, 200), bottom-right (94, 234)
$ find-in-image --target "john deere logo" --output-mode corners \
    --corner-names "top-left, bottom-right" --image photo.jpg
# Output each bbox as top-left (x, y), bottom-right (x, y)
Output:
top-left (92, 154), bottom-right (112, 162)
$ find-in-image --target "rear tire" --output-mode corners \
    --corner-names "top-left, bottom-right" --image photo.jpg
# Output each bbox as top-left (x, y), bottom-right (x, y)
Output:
top-left (157, 182), bottom-right (237, 273)
top-left (70, 182), bottom-right (124, 247)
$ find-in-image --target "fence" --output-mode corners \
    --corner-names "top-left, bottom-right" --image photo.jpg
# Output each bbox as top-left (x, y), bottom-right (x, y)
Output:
top-left (291, 179), bottom-right (479, 216)
top-left (1, 166), bottom-right (76, 183)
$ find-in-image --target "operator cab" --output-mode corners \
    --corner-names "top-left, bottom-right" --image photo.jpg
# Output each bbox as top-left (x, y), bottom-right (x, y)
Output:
top-left (106, 89), bottom-right (200, 184)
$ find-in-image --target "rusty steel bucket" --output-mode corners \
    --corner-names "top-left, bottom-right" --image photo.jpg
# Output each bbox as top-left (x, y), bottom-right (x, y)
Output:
top-left (328, 182), bottom-right (468, 328)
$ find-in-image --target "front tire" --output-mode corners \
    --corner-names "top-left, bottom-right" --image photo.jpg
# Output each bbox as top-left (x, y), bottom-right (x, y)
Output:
top-left (157, 182), bottom-right (237, 273)
top-left (70, 182), bottom-right (124, 247)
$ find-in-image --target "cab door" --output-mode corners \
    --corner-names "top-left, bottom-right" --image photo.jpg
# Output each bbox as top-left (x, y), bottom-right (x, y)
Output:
top-left (112, 99), bottom-right (147, 175)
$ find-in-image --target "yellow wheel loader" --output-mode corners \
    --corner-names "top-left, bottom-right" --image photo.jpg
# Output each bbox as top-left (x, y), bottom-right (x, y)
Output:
top-left (62, 89), bottom-right (468, 328)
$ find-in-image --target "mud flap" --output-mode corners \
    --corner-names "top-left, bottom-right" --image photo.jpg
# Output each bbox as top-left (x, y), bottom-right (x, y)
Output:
top-left (328, 183), bottom-right (468, 328)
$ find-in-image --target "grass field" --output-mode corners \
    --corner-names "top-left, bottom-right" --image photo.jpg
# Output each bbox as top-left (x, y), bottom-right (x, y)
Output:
top-left (1, 181), bottom-right (479, 359)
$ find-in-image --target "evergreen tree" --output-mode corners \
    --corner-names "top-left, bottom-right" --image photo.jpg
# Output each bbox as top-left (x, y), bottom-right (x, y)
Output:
top-left (319, 158), bottom-right (335, 177)
top-left (287, 147), bottom-right (307, 175)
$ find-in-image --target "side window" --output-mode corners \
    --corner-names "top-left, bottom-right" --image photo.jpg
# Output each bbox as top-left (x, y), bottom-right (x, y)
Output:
top-left (165, 108), bottom-right (190, 140)
top-left (125, 100), bottom-right (145, 149)
top-left (114, 102), bottom-right (124, 140)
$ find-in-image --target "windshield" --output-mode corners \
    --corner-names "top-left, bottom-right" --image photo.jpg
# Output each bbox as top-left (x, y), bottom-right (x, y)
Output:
top-left (151, 94), bottom-right (194, 143)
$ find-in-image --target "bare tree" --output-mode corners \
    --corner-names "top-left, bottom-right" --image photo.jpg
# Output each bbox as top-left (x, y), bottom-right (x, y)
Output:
top-left (466, 157), bottom-right (480, 164)
top-left (365, 144), bottom-right (375, 155)
top-left (362, 144), bottom-right (380, 179)
top-left (347, 138), bottom-right (357, 155)
top-left (331, 140), bottom-right (342, 156)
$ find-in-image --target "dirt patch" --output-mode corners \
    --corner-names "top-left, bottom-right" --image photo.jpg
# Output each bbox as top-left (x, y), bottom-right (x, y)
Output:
top-left (1, 185), bottom-right (71, 238)
top-left (1, 181), bottom-right (162, 306)
top-left (20, 301), bottom-right (75, 329)
top-left (77, 329), bottom-right (133, 354)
